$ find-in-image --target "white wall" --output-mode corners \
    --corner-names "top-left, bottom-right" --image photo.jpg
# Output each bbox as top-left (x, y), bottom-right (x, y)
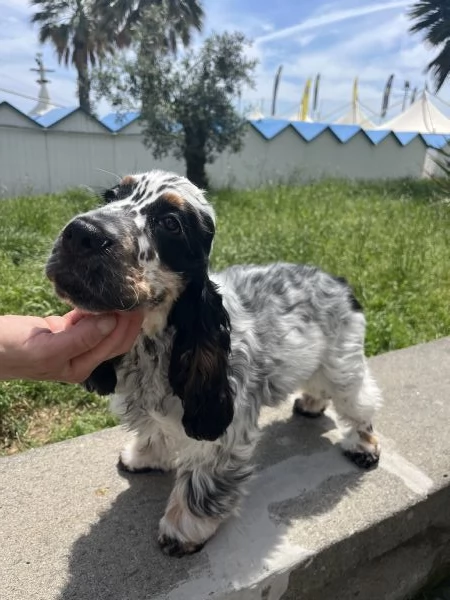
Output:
top-left (0, 104), bottom-right (41, 129)
top-left (0, 106), bottom-right (431, 197)
top-left (50, 112), bottom-right (109, 134)
top-left (0, 126), bottom-right (185, 197)
top-left (209, 128), bottom-right (428, 188)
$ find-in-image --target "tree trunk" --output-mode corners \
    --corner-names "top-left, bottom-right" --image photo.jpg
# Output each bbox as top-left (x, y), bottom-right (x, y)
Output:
top-left (185, 150), bottom-right (208, 189)
top-left (77, 62), bottom-right (91, 114)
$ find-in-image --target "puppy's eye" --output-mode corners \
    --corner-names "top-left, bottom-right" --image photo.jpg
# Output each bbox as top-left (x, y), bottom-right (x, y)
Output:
top-left (103, 187), bottom-right (118, 204)
top-left (161, 216), bottom-right (181, 234)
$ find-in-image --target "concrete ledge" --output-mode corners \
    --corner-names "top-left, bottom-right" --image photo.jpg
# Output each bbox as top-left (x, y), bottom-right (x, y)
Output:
top-left (2, 338), bottom-right (450, 600)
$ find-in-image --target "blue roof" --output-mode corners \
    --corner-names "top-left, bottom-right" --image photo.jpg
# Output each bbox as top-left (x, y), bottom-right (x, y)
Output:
top-left (328, 124), bottom-right (361, 143)
top-left (101, 111), bottom-right (140, 132)
top-left (393, 131), bottom-right (420, 146)
top-left (249, 118), bottom-right (437, 147)
top-left (250, 118), bottom-right (291, 140)
top-left (3, 103), bottom-right (447, 148)
top-left (364, 130), bottom-right (391, 145)
top-left (290, 121), bottom-right (328, 141)
top-left (33, 107), bottom-right (77, 127)
top-left (419, 133), bottom-right (449, 150)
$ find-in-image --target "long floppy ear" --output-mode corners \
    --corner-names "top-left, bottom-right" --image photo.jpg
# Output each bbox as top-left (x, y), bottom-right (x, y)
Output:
top-left (168, 277), bottom-right (234, 441)
top-left (83, 358), bottom-right (119, 396)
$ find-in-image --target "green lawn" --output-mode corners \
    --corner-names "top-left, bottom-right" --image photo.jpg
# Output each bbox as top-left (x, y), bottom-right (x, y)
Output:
top-left (1, 179), bottom-right (450, 454)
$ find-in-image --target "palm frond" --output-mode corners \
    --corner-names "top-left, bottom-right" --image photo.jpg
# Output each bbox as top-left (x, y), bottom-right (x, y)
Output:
top-left (63, 46), bottom-right (71, 66)
top-left (409, 0), bottom-right (450, 91)
top-left (427, 41), bottom-right (450, 91)
top-left (29, 0), bottom-right (205, 112)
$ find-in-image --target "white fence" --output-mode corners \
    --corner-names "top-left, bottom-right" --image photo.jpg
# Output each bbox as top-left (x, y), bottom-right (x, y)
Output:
top-left (0, 102), bottom-right (446, 197)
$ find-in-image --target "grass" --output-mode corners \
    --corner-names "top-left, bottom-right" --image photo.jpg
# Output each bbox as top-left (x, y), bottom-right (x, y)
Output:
top-left (1, 179), bottom-right (450, 454)
top-left (0, 190), bottom-right (119, 454)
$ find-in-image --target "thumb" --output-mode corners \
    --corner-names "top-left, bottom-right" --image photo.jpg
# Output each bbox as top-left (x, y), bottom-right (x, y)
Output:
top-left (51, 314), bottom-right (118, 359)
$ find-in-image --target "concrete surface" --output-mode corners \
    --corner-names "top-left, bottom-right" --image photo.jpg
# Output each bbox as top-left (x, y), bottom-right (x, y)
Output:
top-left (1, 338), bottom-right (450, 600)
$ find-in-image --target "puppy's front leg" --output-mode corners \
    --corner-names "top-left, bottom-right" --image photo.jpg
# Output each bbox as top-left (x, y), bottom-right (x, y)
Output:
top-left (158, 451), bottom-right (254, 557)
top-left (118, 429), bottom-right (176, 473)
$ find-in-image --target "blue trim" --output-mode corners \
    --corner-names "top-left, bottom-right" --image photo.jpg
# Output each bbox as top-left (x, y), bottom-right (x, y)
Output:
top-left (101, 111), bottom-right (140, 132)
top-left (290, 122), bottom-right (328, 141)
top-left (420, 133), bottom-right (448, 149)
top-left (0, 101), bottom-right (44, 128)
top-left (249, 118), bottom-right (290, 140)
top-left (33, 106), bottom-right (112, 132)
top-left (33, 107), bottom-right (77, 127)
top-left (393, 131), bottom-right (419, 146)
top-left (328, 124), bottom-right (361, 143)
top-left (364, 130), bottom-right (391, 145)
top-left (3, 103), bottom-right (449, 148)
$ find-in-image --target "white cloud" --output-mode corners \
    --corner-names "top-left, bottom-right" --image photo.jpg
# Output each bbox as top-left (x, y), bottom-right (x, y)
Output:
top-left (298, 34), bottom-right (316, 48)
top-left (1, 0), bottom-right (31, 10)
top-left (254, 0), bottom-right (411, 45)
top-left (203, 1), bottom-right (278, 41)
top-left (0, 0), bottom-right (448, 123)
top-left (241, 4), bottom-right (446, 122)
top-left (0, 31), bottom-right (37, 57)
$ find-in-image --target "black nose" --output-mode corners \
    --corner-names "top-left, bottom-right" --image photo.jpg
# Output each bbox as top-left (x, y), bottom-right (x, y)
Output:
top-left (62, 218), bottom-right (113, 254)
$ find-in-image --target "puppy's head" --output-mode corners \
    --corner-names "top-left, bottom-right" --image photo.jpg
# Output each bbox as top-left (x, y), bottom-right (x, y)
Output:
top-left (46, 171), bottom-right (215, 313)
top-left (47, 170), bottom-right (233, 441)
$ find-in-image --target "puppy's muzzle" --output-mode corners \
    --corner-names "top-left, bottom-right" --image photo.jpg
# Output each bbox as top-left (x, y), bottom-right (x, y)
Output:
top-left (62, 217), bottom-right (114, 256)
top-left (46, 213), bottom-right (141, 312)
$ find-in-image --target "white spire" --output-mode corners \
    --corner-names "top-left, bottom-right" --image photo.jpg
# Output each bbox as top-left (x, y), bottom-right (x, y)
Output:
top-left (335, 103), bottom-right (375, 128)
top-left (378, 90), bottom-right (450, 134)
top-left (28, 53), bottom-right (55, 117)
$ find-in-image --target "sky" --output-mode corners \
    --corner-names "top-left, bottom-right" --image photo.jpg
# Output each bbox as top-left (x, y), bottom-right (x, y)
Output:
top-left (1, 0), bottom-right (449, 123)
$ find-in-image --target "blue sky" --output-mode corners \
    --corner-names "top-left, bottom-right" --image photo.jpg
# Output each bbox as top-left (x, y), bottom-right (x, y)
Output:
top-left (1, 0), bottom-right (449, 122)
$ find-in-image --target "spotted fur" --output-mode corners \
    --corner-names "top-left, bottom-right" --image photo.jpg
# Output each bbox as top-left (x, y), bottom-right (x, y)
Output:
top-left (46, 170), bottom-right (382, 557)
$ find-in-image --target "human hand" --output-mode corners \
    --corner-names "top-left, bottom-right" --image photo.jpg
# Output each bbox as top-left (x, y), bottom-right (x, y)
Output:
top-left (0, 310), bottom-right (143, 383)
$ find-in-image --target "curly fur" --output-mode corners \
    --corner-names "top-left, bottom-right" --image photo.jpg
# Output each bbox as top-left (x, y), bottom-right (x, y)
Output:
top-left (46, 170), bottom-right (382, 557)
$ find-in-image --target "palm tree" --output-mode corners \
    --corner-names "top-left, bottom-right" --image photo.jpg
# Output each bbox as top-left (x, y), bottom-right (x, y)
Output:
top-left (409, 0), bottom-right (450, 92)
top-left (30, 0), bottom-right (204, 114)
top-left (95, 0), bottom-right (204, 53)
top-left (31, 1), bottom-right (113, 114)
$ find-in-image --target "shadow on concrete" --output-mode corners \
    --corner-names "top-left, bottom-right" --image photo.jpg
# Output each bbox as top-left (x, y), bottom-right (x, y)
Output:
top-left (58, 409), bottom-right (365, 600)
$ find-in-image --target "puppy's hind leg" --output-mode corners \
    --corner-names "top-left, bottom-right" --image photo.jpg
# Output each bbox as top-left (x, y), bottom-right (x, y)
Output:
top-left (328, 363), bottom-right (382, 469)
top-left (323, 311), bottom-right (382, 469)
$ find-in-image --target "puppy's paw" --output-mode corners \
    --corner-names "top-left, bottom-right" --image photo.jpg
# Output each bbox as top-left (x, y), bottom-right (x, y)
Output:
top-left (293, 393), bottom-right (328, 418)
top-left (118, 439), bottom-right (173, 473)
top-left (342, 428), bottom-right (381, 470)
top-left (117, 455), bottom-right (166, 474)
top-left (344, 449), bottom-right (380, 469)
top-left (158, 534), bottom-right (204, 558)
top-left (158, 497), bottom-right (219, 558)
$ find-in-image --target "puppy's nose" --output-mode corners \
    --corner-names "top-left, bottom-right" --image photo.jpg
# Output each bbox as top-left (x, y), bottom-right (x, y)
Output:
top-left (62, 218), bottom-right (113, 254)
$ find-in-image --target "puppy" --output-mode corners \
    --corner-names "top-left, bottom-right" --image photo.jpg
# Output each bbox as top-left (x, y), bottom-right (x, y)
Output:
top-left (46, 170), bottom-right (382, 556)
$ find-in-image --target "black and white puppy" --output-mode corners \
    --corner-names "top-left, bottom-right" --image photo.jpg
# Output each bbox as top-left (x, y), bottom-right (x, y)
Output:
top-left (46, 170), bottom-right (382, 557)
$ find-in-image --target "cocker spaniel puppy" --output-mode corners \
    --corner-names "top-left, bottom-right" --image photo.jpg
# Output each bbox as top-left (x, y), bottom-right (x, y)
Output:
top-left (46, 170), bottom-right (382, 557)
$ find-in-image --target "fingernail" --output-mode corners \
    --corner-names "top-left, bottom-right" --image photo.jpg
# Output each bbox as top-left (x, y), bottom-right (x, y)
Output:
top-left (96, 315), bottom-right (117, 335)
